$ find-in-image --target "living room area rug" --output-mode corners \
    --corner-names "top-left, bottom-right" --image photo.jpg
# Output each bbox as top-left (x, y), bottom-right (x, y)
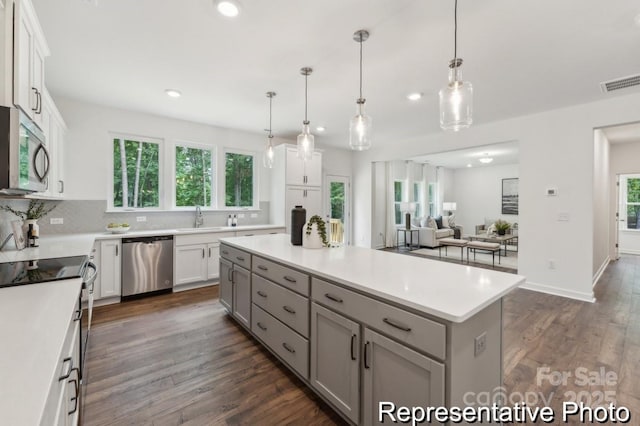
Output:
top-left (410, 246), bottom-right (518, 272)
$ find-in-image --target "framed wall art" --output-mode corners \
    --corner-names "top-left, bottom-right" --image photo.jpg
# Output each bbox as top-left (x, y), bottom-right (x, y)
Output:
top-left (502, 178), bottom-right (519, 215)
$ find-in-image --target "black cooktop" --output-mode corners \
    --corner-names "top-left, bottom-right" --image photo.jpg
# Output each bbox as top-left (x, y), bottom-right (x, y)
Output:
top-left (0, 255), bottom-right (88, 289)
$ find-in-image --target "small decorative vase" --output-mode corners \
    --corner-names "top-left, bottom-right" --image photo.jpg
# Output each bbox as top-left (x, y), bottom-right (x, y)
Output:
top-left (302, 221), bottom-right (324, 249)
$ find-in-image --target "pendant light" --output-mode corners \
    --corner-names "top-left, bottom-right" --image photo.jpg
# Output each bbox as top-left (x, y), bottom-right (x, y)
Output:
top-left (297, 67), bottom-right (315, 161)
top-left (349, 29), bottom-right (372, 151)
top-left (263, 91), bottom-right (276, 169)
top-left (439, 0), bottom-right (473, 131)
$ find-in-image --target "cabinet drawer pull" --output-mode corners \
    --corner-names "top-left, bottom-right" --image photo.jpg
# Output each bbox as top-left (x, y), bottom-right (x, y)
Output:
top-left (283, 275), bottom-right (297, 283)
top-left (236, 256), bottom-right (245, 262)
top-left (257, 290), bottom-right (268, 298)
top-left (350, 334), bottom-right (357, 361)
top-left (364, 342), bottom-right (370, 369)
top-left (73, 308), bottom-right (82, 322)
top-left (324, 293), bottom-right (343, 303)
top-left (282, 342), bottom-right (296, 353)
top-left (222, 250), bottom-right (229, 255)
top-left (282, 305), bottom-right (296, 314)
top-left (59, 357), bottom-right (73, 381)
top-left (383, 317), bottom-right (412, 332)
top-left (257, 265), bottom-right (268, 271)
top-left (257, 322), bottom-right (267, 331)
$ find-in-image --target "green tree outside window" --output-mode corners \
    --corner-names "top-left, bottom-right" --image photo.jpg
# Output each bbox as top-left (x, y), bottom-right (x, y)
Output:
top-left (225, 152), bottom-right (254, 207)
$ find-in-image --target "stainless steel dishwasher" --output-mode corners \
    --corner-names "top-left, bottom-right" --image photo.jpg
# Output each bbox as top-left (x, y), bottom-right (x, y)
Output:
top-left (122, 235), bottom-right (174, 297)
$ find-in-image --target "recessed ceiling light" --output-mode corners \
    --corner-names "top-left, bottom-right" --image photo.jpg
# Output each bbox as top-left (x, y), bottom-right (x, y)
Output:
top-left (479, 157), bottom-right (493, 164)
top-left (165, 89), bottom-right (182, 98)
top-left (407, 92), bottom-right (423, 101)
top-left (466, 163), bottom-right (472, 168)
top-left (316, 126), bottom-right (326, 132)
top-left (215, 0), bottom-right (241, 17)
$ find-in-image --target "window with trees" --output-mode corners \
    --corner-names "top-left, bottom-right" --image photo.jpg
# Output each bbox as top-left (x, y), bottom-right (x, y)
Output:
top-left (175, 145), bottom-right (214, 207)
top-left (428, 183), bottom-right (437, 217)
top-left (621, 175), bottom-right (640, 230)
top-left (413, 182), bottom-right (423, 218)
top-left (225, 151), bottom-right (256, 208)
top-left (112, 136), bottom-right (161, 208)
top-left (394, 180), bottom-right (404, 225)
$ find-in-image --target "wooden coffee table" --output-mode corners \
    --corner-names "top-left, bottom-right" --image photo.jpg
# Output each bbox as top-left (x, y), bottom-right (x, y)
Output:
top-left (468, 234), bottom-right (516, 256)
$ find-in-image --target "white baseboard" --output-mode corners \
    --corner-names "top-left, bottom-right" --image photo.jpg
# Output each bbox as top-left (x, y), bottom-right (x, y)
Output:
top-left (592, 256), bottom-right (611, 289)
top-left (173, 280), bottom-right (218, 292)
top-left (619, 249), bottom-right (640, 255)
top-left (519, 281), bottom-right (595, 303)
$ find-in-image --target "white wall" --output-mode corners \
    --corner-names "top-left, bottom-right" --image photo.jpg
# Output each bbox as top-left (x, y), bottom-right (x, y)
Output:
top-left (592, 129), bottom-right (610, 280)
top-left (347, 91), bottom-right (640, 303)
top-left (451, 164), bottom-right (519, 235)
top-left (610, 140), bottom-right (640, 256)
top-left (319, 143), bottom-right (353, 177)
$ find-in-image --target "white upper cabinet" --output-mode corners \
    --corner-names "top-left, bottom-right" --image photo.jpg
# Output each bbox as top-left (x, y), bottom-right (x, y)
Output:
top-left (40, 89), bottom-right (67, 198)
top-left (284, 147), bottom-right (322, 187)
top-left (13, 0), bottom-right (49, 124)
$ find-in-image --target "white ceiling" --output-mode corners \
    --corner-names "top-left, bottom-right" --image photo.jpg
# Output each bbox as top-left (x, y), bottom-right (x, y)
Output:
top-left (31, 0), bottom-right (640, 148)
top-left (410, 140), bottom-right (519, 169)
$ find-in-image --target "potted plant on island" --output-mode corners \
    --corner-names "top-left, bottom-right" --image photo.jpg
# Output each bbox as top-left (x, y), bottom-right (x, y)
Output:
top-left (303, 215), bottom-right (328, 249)
top-left (494, 219), bottom-right (511, 236)
top-left (0, 200), bottom-right (57, 243)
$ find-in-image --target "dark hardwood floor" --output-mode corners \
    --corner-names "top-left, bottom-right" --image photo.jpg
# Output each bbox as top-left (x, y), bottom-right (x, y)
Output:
top-left (84, 255), bottom-right (640, 425)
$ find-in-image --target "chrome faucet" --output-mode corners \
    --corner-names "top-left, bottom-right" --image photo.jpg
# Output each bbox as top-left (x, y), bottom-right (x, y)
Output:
top-left (195, 206), bottom-right (204, 228)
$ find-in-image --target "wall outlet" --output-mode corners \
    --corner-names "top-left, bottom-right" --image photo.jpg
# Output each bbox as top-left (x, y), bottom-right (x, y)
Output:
top-left (237, 213), bottom-right (245, 218)
top-left (50, 218), bottom-right (64, 225)
top-left (250, 213), bottom-right (258, 218)
top-left (546, 187), bottom-right (558, 196)
top-left (557, 212), bottom-right (570, 221)
top-left (136, 216), bottom-right (147, 222)
top-left (548, 259), bottom-right (556, 270)
top-left (474, 332), bottom-right (487, 357)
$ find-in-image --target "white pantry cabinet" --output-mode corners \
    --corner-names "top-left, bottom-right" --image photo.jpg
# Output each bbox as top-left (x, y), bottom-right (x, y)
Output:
top-left (99, 239), bottom-right (121, 298)
top-left (13, 0), bottom-right (49, 124)
top-left (284, 147), bottom-right (322, 187)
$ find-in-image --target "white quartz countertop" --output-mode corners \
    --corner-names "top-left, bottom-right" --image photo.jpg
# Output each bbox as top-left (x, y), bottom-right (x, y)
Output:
top-left (221, 234), bottom-right (525, 323)
top-left (0, 278), bottom-right (82, 425)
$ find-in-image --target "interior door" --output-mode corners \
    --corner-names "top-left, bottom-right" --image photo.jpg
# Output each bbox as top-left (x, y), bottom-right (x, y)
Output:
top-left (326, 175), bottom-right (350, 245)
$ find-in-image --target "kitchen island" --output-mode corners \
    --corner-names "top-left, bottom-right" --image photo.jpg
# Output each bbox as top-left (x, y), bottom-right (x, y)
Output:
top-left (219, 233), bottom-right (525, 425)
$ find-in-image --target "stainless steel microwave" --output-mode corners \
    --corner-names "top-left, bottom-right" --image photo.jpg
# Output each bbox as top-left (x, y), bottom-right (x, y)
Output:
top-left (0, 106), bottom-right (50, 195)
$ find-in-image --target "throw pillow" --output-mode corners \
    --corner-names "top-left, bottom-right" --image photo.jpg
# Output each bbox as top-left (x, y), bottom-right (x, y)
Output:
top-left (435, 216), bottom-right (443, 229)
top-left (442, 216), bottom-right (450, 228)
top-left (427, 216), bottom-right (437, 229)
top-left (420, 217), bottom-right (428, 228)
top-left (487, 223), bottom-right (496, 235)
top-left (448, 214), bottom-right (456, 227)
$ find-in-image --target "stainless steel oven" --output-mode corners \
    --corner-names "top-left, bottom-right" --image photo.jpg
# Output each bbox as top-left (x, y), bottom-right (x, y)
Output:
top-left (0, 106), bottom-right (50, 194)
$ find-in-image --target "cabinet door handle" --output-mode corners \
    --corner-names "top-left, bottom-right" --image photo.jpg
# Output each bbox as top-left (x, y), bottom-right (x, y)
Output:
top-left (350, 334), bottom-right (357, 361)
top-left (59, 180), bottom-right (64, 194)
top-left (115, 245), bottom-right (119, 256)
top-left (283, 275), bottom-right (297, 283)
top-left (37, 91), bottom-right (42, 114)
top-left (227, 267), bottom-right (233, 282)
top-left (59, 357), bottom-right (73, 381)
top-left (257, 265), bottom-right (268, 271)
top-left (222, 250), bottom-right (229, 255)
top-left (236, 256), bottom-right (245, 262)
top-left (257, 322), bottom-right (267, 331)
top-left (282, 305), bottom-right (296, 314)
top-left (383, 317), bottom-right (412, 332)
top-left (202, 248), bottom-right (205, 259)
top-left (364, 341), bottom-right (370, 369)
top-left (67, 367), bottom-right (80, 415)
top-left (324, 293), bottom-right (343, 303)
top-left (73, 308), bottom-right (82, 322)
top-left (31, 87), bottom-right (39, 111)
top-left (256, 290), bottom-right (267, 298)
top-left (282, 342), bottom-right (296, 354)
top-left (209, 247), bottom-right (211, 258)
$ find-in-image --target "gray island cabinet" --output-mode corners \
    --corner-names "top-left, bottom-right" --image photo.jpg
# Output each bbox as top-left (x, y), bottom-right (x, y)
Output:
top-left (219, 234), bottom-right (524, 425)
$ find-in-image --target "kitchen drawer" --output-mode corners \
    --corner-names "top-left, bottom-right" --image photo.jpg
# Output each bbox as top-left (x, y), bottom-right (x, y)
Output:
top-left (252, 304), bottom-right (309, 379)
top-left (312, 278), bottom-right (446, 360)
top-left (176, 232), bottom-right (235, 246)
top-left (252, 256), bottom-right (309, 296)
top-left (220, 244), bottom-right (251, 270)
top-left (252, 274), bottom-right (309, 338)
top-left (236, 228), bottom-right (285, 237)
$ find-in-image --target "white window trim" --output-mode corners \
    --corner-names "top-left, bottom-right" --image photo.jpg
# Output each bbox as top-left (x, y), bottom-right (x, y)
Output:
top-left (108, 132), bottom-right (165, 211)
top-left (172, 140), bottom-right (217, 210)
top-left (222, 147), bottom-right (260, 210)
top-left (621, 174), bottom-right (640, 231)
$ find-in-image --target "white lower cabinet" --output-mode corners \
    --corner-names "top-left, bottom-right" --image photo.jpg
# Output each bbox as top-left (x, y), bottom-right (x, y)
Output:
top-left (175, 244), bottom-right (208, 285)
top-left (362, 328), bottom-right (445, 425)
top-left (310, 302), bottom-right (360, 424)
top-left (206, 243), bottom-right (220, 280)
top-left (99, 239), bottom-right (121, 298)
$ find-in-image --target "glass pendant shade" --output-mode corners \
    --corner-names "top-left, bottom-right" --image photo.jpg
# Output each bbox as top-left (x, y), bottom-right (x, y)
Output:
top-left (297, 123), bottom-right (315, 161)
top-left (349, 102), bottom-right (372, 151)
top-left (263, 139), bottom-right (275, 168)
top-left (439, 61), bottom-right (473, 131)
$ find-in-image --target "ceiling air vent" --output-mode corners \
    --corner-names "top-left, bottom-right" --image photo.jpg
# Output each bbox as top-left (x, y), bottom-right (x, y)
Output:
top-left (600, 74), bottom-right (640, 93)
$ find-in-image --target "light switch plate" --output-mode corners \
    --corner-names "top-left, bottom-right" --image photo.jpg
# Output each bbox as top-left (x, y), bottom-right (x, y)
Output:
top-left (474, 332), bottom-right (487, 357)
top-left (546, 187), bottom-right (558, 196)
top-left (250, 213), bottom-right (258, 218)
top-left (136, 216), bottom-right (147, 222)
top-left (50, 218), bottom-right (64, 225)
top-left (557, 212), bottom-right (570, 221)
